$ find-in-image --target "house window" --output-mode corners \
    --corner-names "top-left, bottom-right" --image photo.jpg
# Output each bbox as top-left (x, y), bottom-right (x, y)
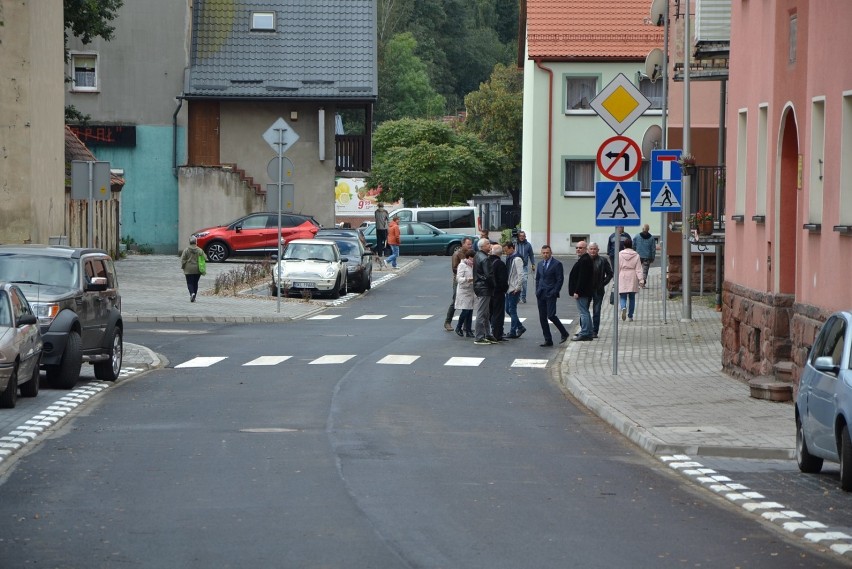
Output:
top-left (251, 11), bottom-right (276, 31)
top-left (71, 53), bottom-right (98, 91)
top-left (789, 14), bottom-right (797, 64)
top-left (564, 159), bottom-right (595, 194)
top-left (638, 77), bottom-right (663, 110)
top-left (566, 77), bottom-right (596, 111)
top-left (638, 160), bottom-right (651, 193)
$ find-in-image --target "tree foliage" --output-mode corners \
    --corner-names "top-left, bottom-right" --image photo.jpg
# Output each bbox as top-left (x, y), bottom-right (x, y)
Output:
top-left (366, 119), bottom-right (500, 206)
top-left (463, 63), bottom-right (524, 204)
top-left (376, 33), bottom-right (446, 123)
top-left (64, 0), bottom-right (123, 51)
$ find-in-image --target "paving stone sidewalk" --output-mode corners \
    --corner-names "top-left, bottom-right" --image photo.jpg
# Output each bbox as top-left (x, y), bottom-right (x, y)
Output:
top-left (559, 267), bottom-right (795, 459)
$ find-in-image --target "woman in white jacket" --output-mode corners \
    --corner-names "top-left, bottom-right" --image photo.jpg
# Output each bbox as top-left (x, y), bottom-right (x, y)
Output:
top-left (617, 238), bottom-right (645, 321)
top-left (454, 249), bottom-right (476, 336)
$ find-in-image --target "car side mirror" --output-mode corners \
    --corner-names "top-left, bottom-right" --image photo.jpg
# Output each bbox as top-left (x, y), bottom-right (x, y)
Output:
top-left (17, 314), bottom-right (37, 326)
top-left (340, 257), bottom-right (349, 263)
top-left (235, 225), bottom-right (243, 233)
top-left (813, 356), bottom-right (840, 375)
top-left (86, 276), bottom-right (108, 291)
top-left (433, 230), bottom-right (440, 235)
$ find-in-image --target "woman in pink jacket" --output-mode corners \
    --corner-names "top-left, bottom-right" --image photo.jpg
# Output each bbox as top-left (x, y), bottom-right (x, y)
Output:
top-left (617, 237), bottom-right (645, 321)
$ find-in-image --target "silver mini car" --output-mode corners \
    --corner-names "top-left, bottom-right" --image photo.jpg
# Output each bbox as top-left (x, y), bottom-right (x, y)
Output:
top-left (0, 282), bottom-right (43, 408)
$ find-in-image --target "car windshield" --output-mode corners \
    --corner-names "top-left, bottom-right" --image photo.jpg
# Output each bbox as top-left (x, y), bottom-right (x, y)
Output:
top-left (0, 254), bottom-right (79, 289)
top-left (334, 241), bottom-right (359, 256)
top-left (284, 244), bottom-right (335, 261)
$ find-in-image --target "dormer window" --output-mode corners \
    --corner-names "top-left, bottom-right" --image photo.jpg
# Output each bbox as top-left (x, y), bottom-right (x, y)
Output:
top-left (251, 11), bottom-right (275, 31)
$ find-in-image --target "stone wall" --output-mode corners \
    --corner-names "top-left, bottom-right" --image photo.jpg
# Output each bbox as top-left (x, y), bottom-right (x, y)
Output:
top-left (667, 254), bottom-right (720, 294)
top-left (721, 281), bottom-right (831, 385)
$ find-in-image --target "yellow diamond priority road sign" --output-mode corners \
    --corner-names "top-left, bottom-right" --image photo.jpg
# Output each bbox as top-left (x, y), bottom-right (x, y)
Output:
top-left (590, 73), bottom-right (651, 135)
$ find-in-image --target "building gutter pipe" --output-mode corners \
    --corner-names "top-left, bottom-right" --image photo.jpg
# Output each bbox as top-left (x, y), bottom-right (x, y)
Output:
top-left (172, 97), bottom-right (184, 178)
top-left (534, 59), bottom-right (553, 244)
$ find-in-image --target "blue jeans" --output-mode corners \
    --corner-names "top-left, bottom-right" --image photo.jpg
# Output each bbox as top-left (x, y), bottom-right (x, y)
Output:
top-left (591, 288), bottom-right (605, 335)
top-left (386, 245), bottom-right (399, 267)
top-left (505, 291), bottom-right (522, 334)
top-left (521, 266), bottom-right (530, 300)
top-left (619, 292), bottom-right (636, 318)
top-left (575, 296), bottom-right (593, 338)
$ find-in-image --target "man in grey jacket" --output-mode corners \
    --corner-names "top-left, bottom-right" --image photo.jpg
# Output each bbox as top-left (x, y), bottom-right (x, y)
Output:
top-left (633, 224), bottom-right (656, 286)
top-left (472, 238), bottom-right (495, 344)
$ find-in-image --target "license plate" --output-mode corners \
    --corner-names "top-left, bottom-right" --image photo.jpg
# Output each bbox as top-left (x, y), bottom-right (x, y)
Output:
top-left (292, 281), bottom-right (315, 288)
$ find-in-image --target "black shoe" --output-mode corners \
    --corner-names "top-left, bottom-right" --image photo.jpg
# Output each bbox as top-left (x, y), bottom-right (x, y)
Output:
top-left (486, 336), bottom-right (498, 343)
top-left (190, 293), bottom-right (196, 302)
top-left (465, 331), bottom-right (475, 338)
top-left (574, 336), bottom-right (593, 342)
top-left (560, 334), bottom-right (569, 344)
top-left (516, 327), bottom-right (527, 338)
top-left (455, 328), bottom-right (463, 337)
top-left (505, 334), bottom-right (519, 339)
top-left (540, 341), bottom-right (553, 347)
top-left (593, 334), bottom-right (599, 339)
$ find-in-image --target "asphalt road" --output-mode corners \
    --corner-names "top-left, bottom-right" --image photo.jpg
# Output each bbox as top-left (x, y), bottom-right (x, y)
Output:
top-left (0, 257), bottom-right (846, 567)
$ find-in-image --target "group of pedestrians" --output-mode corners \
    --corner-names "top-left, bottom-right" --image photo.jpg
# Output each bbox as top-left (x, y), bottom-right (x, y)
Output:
top-left (444, 225), bottom-right (656, 346)
top-left (373, 203), bottom-right (400, 270)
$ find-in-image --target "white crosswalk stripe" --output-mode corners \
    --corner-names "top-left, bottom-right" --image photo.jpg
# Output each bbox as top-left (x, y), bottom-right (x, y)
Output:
top-left (243, 356), bottom-right (293, 366)
top-left (511, 359), bottom-right (549, 368)
top-left (402, 314), bottom-right (432, 320)
top-left (309, 354), bottom-right (357, 365)
top-left (308, 315), bottom-right (341, 320)
top-left (445, 357), bottom-right (484, 367)
top-left (175, 356), bottom-right (228, 368)
top-left (355, 314), bottom-right (387, 319)
top-left (377, 355), bottom-right (420, 365)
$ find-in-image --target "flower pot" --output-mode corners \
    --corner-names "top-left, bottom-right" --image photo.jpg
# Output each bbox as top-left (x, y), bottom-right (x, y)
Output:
top-left (683, 165), bottom-right (697, 176)
top-left (699, 220), bottom-right (714, 236)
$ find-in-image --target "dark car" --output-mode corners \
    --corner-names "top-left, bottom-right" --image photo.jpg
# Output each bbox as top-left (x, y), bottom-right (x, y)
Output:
top-left (192, 212), bottom-right (321, 262)
top-left (0, 246), bottom-right (123, 389)
top-left (316, 229), bottom-right (373, 293)
top-left (360, 221), bottom-right (473, 256)
top-left (796, 310), bottom-right (852, 491)
top-left (0, 282), bottom-right (43, 408)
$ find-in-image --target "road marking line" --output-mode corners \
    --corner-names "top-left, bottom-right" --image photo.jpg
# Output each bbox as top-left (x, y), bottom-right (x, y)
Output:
top-left (356, 314), bottom-right (386, 319)
top-left (445, 357), bottom-right (484, 367)
top-left (309, 354), bottom-right (356, 364)
top-left (308, 314), bottom-right (341, 320)
top-left (243, 356), bottom-right (293, 366)
top-left (511, 359), bottom-right (548, 368)
top-left (377, 355), bottom-right (420, 365)
top-left (175, 356), bottom-right (228, 368)
top-left (402, 314), bottom-right (432, 320)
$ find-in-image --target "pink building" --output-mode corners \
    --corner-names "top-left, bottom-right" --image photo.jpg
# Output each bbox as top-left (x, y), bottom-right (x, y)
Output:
top-left (723, 1), bottom-right (852, 383)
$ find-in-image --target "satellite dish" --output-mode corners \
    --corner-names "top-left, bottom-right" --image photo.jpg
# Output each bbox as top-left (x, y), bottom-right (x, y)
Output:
top-left (650, 0), bottom-right (666, 27)
top-left (641, 125), bottom-right (663, 158)
top-left (645, 48), bottom-right (665, 83)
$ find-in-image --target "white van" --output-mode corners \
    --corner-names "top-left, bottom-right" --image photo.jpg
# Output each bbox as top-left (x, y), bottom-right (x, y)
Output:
top-left (387, 206), bottom-right (478, 235)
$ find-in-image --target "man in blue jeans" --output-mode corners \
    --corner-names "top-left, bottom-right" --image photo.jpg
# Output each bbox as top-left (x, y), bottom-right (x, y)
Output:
top-left (567, 241), bottom-right (595, 341)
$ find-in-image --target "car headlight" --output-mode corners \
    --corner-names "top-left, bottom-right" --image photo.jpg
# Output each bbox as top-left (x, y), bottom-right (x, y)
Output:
top-left (193, 231), bottom-right (210, 238)
top-left (323, 265), bottom-right (337, 278)
top-left (31, 302), bottom-right (60, 326)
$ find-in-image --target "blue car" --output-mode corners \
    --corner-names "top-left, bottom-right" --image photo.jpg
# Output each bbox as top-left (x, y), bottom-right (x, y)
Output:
top-left (796, 310), bottom-right (852, 491)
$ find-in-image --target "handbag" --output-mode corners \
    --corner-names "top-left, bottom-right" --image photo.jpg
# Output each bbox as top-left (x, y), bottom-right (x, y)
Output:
top-left (609, 290), bottom-right (614, 305)
top-left (197, 253), bottom-right (207, 275)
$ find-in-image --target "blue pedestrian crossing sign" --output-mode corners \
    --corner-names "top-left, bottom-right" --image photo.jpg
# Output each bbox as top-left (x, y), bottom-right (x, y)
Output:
top-left (650, 149), bottom-right (683, 212)
top-left (595, 181), bottom-right (641, 227)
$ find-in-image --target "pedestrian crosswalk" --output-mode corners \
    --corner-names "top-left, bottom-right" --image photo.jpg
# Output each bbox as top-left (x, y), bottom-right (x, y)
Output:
top-left (172, 354), bottom-right (550, 369)
top-left (311, 314), bottom-right (573, 326)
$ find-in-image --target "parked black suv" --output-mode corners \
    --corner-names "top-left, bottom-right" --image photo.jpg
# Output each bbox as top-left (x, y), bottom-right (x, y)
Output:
top-left (0, 246), bottom-right (123, 388)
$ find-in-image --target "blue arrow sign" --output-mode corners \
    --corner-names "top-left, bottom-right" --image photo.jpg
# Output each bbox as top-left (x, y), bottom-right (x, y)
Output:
top-left (651, 149), bottom-right (683, 181)
top-left (595, 181), bottom-right (641, 227)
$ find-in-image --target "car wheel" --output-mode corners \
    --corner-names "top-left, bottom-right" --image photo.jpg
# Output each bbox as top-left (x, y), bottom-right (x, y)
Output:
top-left (19, 363), bottom-right (39, 398)
top-left (329, 279), bottom-right (341, 300)
top-left (46, 330), bottom-right (82, 389)
top-left (362, 272), bottom-right (371, 291)
top-left (205, 241), bottom-right (229, 263)
top-left (94, 326), bottom-right (123, 381)
top-left (0, 364), bottom-right (18, 408)
top-left (841, 426), bottom-right (852, 491)
top-left (796, 415), bottom-right (823, 473)
top-left (447, 242), bottom-right (462, 256)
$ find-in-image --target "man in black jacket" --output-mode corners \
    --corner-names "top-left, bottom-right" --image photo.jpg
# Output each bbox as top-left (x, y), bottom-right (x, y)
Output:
top-left (473, 238), bottom-right (495, 345)
top-left (489, 244), bottom-right (509, 341)
top-left (588, 242), bottom-right (613, 338)
top-left (567, 241), bottom-right (595, 341)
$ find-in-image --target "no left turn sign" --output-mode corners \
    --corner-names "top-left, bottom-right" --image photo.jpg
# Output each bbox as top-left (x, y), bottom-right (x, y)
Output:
top-left (596, 136), bottom-right (642, 181)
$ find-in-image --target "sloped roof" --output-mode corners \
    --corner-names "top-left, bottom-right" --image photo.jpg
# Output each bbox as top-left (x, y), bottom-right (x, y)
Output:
top-left (523, 0), bottom-right (664, 61)
top-left (186, 0), bottom-right (377, 100)
top-left (64, 127), bottom-right (125, 189)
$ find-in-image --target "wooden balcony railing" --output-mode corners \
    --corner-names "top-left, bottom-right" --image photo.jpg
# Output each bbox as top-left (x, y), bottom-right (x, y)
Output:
top-left (671, 165), bottom-right (726, 228)
top-left (335, 135), bottom-right (371, 172)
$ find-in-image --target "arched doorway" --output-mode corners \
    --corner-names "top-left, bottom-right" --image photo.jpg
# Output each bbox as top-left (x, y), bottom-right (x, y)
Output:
top-left (775, 107), bottom-right (799, 295)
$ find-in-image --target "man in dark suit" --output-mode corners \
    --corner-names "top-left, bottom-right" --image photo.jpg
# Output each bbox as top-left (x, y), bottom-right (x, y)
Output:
top-left (489, 244), bottom-right (509, 341)
top-left (534, 244), bottom-right (570, 347)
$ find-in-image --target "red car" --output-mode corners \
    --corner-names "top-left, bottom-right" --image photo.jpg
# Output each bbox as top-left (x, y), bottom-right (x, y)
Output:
top-left (192, 212), bottom-right (320, 262)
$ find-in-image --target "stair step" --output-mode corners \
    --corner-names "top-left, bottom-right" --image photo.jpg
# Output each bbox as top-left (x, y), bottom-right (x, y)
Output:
top-left (774, 360), bottom-right (795, 382)
top-left (748, 376), bottom-right (793, 402)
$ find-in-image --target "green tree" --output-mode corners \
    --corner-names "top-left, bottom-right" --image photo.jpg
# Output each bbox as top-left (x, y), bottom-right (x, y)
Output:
top-left (463, 63), bottom-right (523, 205)
top-left (376, 33), bottom-right (446, 123)
top-left (366, 118), bottom-right (500, 206)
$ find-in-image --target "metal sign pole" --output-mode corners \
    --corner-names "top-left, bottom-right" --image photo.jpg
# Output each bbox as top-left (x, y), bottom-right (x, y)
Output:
top-left (613, 228), bottom-right (620, 375)
top-left (660, 0), bottom-right (670, 323)
top-left (276, 128), bottom-right (285, 314)
top-left (87, 161), bottom-right (94, 248)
